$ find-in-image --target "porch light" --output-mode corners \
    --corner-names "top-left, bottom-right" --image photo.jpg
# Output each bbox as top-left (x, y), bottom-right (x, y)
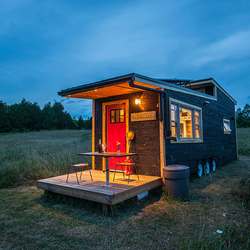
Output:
top-left (135, 99), bottom-right (141, 105)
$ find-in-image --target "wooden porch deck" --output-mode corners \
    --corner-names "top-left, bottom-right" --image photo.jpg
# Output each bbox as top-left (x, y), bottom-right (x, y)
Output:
top-left (37, 170), bottom-right (163, 205)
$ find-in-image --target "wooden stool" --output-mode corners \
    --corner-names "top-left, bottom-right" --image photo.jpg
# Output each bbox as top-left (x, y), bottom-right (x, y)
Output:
top-left (113, 160), bottom-right (139, 183)
top-left (66, 163), bottom-right (93, 185)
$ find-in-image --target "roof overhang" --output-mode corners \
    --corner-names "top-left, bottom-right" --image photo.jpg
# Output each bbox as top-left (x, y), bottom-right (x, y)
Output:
top-left (58, 74), bottom-right (162, 99)
top-left (58, 73), bottom-right (236, 105)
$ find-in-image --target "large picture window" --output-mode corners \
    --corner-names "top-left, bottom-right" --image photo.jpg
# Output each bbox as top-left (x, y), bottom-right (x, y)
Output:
top-left (170, 99), bottom-right (202, 142)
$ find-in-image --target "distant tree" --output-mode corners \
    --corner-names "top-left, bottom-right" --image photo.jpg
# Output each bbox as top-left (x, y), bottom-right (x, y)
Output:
top-left (0, 98), bottom-right (81, 133)
top-left (72, 117), bottom-right (79, 129)
top-left (78, 116), bottom-right (84, 130)
top-left (52, 102), bottom-right (65, 130)
top-left (236, 103), bottom-right (250, 128)
top-left (85, 117), bottom-right (92, 129)
top-left (236, 108), bottom-right (244, 127)
top-left (42, 102), bottom-right (58, 130)
top-left (242, 104), bottom-right (250, 118)
top-left (9, 99), bottom-right (28, 132)
top-left (64, 112), bottom-right (77, 129)
top-left (25, 101), bottom-right (42, 131)
top-left (0, 101), bottom-right (11, 132)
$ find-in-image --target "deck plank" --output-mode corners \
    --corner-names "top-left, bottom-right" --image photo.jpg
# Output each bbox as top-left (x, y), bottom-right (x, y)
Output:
top-left (37, 170), bottom-right (163, 205)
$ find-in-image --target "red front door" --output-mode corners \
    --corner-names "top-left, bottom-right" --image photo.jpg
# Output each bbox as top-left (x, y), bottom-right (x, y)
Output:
top-left (107, 104), bottom-right (126, 170)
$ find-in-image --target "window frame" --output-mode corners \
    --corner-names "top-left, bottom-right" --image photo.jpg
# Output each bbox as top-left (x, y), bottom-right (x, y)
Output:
top-left (223, 118), bottom-right (231, 134)
top-left (169, 98), bottom-right (203, 143)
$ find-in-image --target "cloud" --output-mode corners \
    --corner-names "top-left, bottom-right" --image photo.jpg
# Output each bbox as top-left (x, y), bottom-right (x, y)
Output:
top-left (191, 30), bottom-right (250, 67)
top-left (0, 0), bottom-right (250, 116)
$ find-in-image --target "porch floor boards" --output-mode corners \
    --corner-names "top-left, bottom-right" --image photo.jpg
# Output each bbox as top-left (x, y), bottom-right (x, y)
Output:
top-left (37, 170), bottom-right (163, 205)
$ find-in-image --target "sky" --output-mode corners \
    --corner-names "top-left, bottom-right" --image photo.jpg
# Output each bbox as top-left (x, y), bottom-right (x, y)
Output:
top-left (0, 0), bottom-right (250, 119)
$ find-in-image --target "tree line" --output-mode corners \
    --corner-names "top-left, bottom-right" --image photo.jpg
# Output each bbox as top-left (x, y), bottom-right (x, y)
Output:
top-left (1, 99), bottom-right (249, 133)
top-left (236, 103), bottom-right (250, 128)
top-left (0, 99), bottom-right (92, 133)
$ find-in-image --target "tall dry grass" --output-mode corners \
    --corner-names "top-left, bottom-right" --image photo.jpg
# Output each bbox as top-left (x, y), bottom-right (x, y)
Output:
top-left (1, 127), bottom-right (249, 188)
top-left (0, 130), bottom-right (91, 187)
top-left (237, 127), bottom-right (250, 155)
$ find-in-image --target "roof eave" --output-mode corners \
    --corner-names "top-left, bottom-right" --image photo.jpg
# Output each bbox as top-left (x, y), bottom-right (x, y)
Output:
top-left (58, 74), bottom-right (135, 97)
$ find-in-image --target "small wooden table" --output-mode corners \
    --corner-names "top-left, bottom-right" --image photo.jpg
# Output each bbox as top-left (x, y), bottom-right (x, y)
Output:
top-left (78, 152), bottom-right (138, 187)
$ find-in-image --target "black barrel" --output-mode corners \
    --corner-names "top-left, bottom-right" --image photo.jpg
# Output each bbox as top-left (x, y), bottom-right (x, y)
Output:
top-left (163, 165), bottom-right (190, 200)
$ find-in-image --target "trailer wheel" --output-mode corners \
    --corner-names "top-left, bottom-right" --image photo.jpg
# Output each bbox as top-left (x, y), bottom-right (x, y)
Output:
top-left (211, 158), bottom-right (217, 172)
top-left (204, 159), bottom-right (211, 175)
top-left (197, 160), bottom-right (204, 177)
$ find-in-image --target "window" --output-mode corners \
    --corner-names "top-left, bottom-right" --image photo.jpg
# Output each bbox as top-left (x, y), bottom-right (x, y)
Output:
top-left (180, 107), bottom-right (192, 138)
top-left (195, 111), bottom-right (200, 138)
top-left (170, 98), bottom-right (202, 142)
top-left (223, 119), bottom-right (231, 134)
top-left (171, 104), bottom-right (178, 137)
top-left (110, 109), bottom-right (124, 123)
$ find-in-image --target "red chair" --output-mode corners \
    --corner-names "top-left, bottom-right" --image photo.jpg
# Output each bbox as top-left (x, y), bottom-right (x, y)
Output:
top-left (113, 159), bottom-right (139, 183)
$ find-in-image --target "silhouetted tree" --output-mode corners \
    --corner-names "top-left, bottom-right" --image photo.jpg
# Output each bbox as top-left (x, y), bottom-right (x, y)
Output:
top-left (236, 103), bottom-right (250, 128)
top-left (0, 99), bottom-right (89, 133)
top-left (63, 112), bottom-right (74, 129)
top-left (0, 101), bottom-right (11, 132)
top-left (52, 102), bottom-right (65, 129)
top-left (42, 102), bottom-right (58, 130)
top-left (72, 117), bottom-right (79, 129)
top-left (85, 117), bottom-right (92, 129)
top-left (78, 116), bottom-right (84, 129)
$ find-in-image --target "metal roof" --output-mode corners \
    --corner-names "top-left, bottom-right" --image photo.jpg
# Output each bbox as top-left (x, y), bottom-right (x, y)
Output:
top-left (58, 72), bottom-right (236, 104)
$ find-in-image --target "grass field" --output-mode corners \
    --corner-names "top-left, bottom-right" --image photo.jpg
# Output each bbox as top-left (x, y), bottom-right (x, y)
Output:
top-left (237, 127), bottom-right (250, 155)
top-left (0, 129), bottom-right (250, 249)
top-left (0, 130), bottom-right (91, 188)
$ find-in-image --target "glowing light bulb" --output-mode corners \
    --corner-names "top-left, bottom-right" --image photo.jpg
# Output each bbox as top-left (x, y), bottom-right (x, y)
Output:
top-left (135, 99), bottom-right (141, 105)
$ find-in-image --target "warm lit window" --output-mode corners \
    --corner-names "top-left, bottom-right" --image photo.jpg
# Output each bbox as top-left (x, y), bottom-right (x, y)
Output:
top-left (171, 104), bottom-right (178, 137)
top-left (195, 111), bottom-right (200, 138)
top-left (223, 119), bottom-right (231, 134)
top-left (180, 107), bottom-right (192, 138)
top-left (110, 109), bottom-right (124, 123)
top-left (170, 99), bottom-right (202, 142)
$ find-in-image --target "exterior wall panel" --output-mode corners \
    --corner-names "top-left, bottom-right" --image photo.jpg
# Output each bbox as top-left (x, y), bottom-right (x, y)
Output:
top-left (93, 86), bottom-right (237, 177)
top-left (94, 91), bottom-right (161, 176)
top-left (165, 87), bottom-right (237, 174)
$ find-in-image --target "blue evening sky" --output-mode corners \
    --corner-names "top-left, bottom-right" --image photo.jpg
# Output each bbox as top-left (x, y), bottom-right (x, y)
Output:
top-left (0, 0), bottom-right (250, 118)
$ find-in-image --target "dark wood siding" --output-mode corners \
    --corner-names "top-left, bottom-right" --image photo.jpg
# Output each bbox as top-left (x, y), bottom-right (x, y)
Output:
top-left (94, 91), bottom-right (161, 176)
top-left (93, 85), bottom-right (237, 177)
top-left (165, 87), bottom-right (237, 174)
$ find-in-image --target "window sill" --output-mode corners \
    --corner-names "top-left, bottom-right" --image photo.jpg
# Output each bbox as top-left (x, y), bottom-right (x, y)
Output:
top-left (170, 139), bottom-right (203, 144)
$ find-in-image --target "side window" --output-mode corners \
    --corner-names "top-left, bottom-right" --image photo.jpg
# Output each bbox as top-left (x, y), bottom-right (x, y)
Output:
top-left (223, 119), bottom-right (232, 134)
top-left (195, 111), bottom-right (200, 138)
top-left (170, 99), bottom-right (202, 142)
top-left (171, 104), bottom-right (178, 137)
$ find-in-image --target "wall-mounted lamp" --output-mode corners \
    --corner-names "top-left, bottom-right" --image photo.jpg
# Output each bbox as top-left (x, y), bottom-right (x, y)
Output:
top-left (135, 99), bottom-right (141, 105)
top-left (204, 101), bottom-right (210, 105)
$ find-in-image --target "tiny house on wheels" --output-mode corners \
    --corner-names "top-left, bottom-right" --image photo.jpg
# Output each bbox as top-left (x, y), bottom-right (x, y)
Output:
top-left (58, 73), bottom-right (237, 178)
